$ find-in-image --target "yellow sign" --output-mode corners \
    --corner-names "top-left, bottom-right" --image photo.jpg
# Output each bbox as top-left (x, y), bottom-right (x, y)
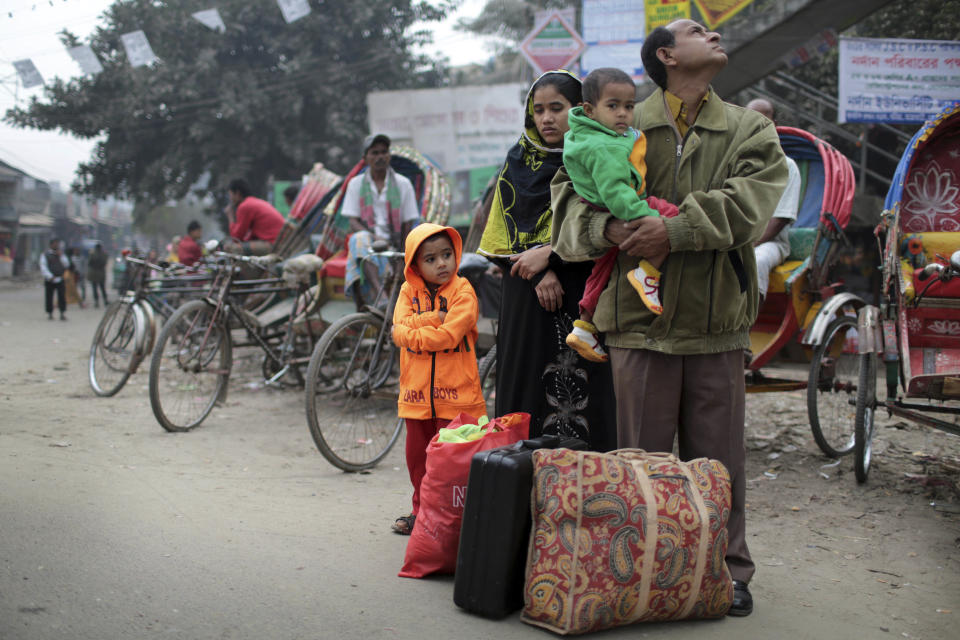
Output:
top-left (692, 0), bottom-right (755, 30)
top-left (645, 0), bottom-right (691, 33)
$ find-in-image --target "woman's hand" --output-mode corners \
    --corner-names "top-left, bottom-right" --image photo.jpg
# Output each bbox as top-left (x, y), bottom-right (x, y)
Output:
top-left (510, 245), bottom-right (552, 280)
top-left (535, 269), bottom-right (564, 312)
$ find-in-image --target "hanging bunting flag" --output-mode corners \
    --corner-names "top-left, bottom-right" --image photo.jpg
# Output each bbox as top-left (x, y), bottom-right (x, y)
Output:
top-left (277, 0), bottom-right (310, 24)
top-left (121, 30), bottom-right (158, 67)
top-left (192, 8), bottom-right (226, 32)
top-left (67, 45), bottom-right (103, 75)
top-left (12, 59), bottom-right (44, 88)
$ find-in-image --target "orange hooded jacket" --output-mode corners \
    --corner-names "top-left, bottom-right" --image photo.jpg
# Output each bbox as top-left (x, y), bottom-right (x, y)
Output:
top-left (392, 223), bottom-right (486, 420)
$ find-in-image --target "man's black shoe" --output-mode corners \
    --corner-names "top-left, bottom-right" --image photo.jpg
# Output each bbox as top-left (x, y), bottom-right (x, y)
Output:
top-left (729, 580), bottom-right (753, 617)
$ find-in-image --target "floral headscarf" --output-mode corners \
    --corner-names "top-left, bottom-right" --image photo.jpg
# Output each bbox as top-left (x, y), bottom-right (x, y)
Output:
top-left (478, 70), bottom-right (582, 257)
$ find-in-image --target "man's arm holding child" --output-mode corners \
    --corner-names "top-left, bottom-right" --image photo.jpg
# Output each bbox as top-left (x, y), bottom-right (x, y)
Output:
top-left (550, 169), bottom-right (616, 262)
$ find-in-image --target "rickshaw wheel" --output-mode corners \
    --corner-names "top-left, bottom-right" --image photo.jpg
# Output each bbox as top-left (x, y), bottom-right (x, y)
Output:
top-left (854, 353), bottom-right (877, 483)
top-left (807, 315), bottom-right (858, 457)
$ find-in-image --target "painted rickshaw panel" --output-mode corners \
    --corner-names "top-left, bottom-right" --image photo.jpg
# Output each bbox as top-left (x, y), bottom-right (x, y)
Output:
top-left (881, 101), bottom-right (960, 401)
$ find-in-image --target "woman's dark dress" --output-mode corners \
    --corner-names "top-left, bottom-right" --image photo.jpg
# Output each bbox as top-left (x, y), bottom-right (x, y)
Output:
top-left (495, 260), bottom-right (617, 452)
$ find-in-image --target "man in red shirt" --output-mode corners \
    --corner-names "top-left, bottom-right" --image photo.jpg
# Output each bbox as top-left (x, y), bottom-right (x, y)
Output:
top-left (225, 178), bottom-right (285, 255)
top-left (178, 220), bottom-right (204, 266)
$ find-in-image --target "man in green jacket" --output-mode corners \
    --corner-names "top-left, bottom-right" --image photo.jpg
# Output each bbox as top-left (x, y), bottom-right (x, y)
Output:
top-left (551, 19), bottom-right (789, 617)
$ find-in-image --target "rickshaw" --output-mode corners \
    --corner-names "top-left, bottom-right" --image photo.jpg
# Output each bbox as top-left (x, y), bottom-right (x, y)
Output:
top-left (852, 101), bottom-right (960, 483)
top-left (745, 126), bottom-right (866, 458)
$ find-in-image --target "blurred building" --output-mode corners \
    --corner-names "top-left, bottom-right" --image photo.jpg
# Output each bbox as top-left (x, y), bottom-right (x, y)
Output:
top-left (0, 158), bottom-right (132, 278)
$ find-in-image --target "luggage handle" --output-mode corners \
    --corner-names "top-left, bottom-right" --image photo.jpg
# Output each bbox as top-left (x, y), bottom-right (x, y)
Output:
top-left (613, 449), bottom-right (682, 464)
top-left (521, 434), bottom-right (562, 449)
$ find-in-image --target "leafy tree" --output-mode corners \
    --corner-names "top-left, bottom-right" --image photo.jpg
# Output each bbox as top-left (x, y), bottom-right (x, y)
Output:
top-left (457, 0), bottom-right (573, 54)
top-left (5, 0), bottom-right (453, 216)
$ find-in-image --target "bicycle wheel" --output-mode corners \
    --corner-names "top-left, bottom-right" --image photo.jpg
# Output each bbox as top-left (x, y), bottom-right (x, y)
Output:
top-left (89, 301), bottom-right (140, 397)
top-left (478, 343), bottom-right (497, 418)
top-left (807, 315), bottom-right (859, 457)
top-left (304, 312), bottom-right (403, 471)
top-left (854, 352), bottom-right (877, 483)
top-left (149, 300), bottom-right (232, 432)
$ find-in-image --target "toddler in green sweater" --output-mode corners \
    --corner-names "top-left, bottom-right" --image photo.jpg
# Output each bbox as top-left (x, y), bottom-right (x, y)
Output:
top-left (563, 68), bottom-right (678, 362)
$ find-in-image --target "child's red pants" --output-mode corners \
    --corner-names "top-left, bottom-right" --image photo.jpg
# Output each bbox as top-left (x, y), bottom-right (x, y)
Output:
top-left (404, 417), bottom-right (451, 515)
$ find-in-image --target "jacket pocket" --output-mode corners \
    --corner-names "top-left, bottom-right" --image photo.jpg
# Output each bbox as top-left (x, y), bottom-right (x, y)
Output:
top-left (398, 352), bottom-right (433, 410)
top-left (710, 249), bottom-right (750, 333)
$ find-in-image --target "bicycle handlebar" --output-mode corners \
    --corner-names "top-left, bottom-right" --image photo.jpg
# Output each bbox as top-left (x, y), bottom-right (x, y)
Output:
top-left (124, 255), bottom-right (200, 276)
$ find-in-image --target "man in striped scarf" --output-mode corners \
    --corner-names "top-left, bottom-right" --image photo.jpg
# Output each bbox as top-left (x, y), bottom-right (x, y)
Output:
top-left (341, 133), bottom-right (421, 309)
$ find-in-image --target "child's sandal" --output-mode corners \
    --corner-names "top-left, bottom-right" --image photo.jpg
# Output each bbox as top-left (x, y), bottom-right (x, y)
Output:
top-left (391, 514), bottom-right (415, 535)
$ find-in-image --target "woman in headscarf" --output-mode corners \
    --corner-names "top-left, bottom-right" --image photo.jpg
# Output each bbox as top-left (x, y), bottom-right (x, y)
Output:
top-left (478, 70), bottom-right (616, 451)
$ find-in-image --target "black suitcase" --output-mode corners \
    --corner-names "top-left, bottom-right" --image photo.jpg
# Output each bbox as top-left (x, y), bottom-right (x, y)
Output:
top-left (453, 434), bottom-right (589, 618)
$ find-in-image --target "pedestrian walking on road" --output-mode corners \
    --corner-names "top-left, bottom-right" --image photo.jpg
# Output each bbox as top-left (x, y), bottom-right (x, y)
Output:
top-left (39, 239), bottom-right (70, 320)
top-left (87, 243), bottom-right (109, 308)
top-left (64, 247), bottom-right (86, 309)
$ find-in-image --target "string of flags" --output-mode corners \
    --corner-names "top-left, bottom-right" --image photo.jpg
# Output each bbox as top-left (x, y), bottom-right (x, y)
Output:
top-left (10, 0), bottom-right (313, 87)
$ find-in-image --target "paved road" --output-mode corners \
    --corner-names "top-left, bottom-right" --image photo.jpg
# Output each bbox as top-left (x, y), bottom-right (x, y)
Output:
top-left (0, 283), bottom-right (954, 640)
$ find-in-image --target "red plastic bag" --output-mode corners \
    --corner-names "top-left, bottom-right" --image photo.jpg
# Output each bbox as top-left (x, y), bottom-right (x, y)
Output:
top-left (398, 412), bottom-right (530, 578)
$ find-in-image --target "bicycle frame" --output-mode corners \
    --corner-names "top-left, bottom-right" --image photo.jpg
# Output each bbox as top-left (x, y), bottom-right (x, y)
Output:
top-left (190, 253), bottom-right (323, 386)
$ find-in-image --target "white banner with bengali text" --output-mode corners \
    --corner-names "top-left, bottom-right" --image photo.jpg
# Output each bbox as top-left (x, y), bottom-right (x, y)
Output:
top-left (367, 84), bottom-right (526, 173)
top-left (838, 37), bottom-right (960, 124)
top-left (581, 0), bottom-right (646, 80)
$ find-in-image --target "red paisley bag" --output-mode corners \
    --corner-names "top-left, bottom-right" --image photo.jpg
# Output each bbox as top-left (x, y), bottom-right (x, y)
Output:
top-left (522, 449), bottom-right (733, 634)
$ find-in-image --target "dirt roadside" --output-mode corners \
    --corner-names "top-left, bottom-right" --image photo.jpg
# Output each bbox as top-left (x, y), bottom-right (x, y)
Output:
top-left (0, 282), bottom-right (958, 640)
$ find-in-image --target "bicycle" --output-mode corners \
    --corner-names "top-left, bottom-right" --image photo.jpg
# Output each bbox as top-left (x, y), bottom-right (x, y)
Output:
top-left (304, 246), bottom-right (406, 471)
top-left (148, 252), bottom-right (325, 432)
top-left (88, 254), bottom-right (211, 397)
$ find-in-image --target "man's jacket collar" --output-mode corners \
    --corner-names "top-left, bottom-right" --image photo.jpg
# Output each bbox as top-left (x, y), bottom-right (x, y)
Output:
top-left (639, 87), bottom-right (728, 133)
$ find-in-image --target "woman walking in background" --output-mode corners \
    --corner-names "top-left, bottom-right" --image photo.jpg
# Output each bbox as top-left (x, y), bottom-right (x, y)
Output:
top-left (87, 243), bottom-right (108, 308)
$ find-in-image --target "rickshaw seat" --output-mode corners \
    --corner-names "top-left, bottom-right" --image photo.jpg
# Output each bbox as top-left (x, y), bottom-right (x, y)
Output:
top-left (898, 231), bottom-right (960, 301)
top-left (767, 260), bottom-right (805, 295)
top-left (321, 254), bottom-right (347, 279)
top-left (767, 228), bottom-right (817, 295)
top-left (786, 227), bottom-right (817, 261)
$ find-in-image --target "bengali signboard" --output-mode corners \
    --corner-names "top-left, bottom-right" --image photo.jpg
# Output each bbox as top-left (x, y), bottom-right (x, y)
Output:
top-left (645, 0), bottom-right (690, 33)
top-left (367, 83), bottom-right (526, 173)
top-left (838, 37), bottom-right (960, 124)
top-left (581, 0), bottom-right (646, 80)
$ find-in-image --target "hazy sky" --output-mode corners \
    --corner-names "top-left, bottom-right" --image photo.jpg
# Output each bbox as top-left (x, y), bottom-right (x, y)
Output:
top-left (0, 0), bottom-right (495, 186)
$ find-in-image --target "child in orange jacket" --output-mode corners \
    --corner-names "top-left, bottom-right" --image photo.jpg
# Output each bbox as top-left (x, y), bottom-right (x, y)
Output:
top-left (391, 223), bottom-right (486, 535)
